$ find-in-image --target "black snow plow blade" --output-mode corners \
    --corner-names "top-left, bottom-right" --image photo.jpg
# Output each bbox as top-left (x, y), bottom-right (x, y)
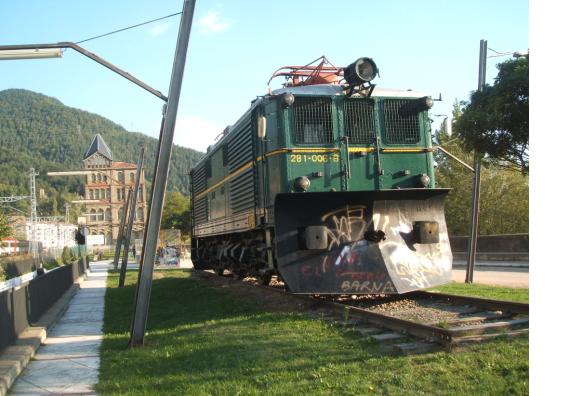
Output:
top-left (274, 189), bottom-right (452, 294)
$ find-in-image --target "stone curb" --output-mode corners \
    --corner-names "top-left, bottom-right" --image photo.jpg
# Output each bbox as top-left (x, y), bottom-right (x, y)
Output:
top-left (0, 273), bottom-right (87, 396)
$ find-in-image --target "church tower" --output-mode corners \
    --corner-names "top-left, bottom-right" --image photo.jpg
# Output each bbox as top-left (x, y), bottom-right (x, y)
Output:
top-left (83, 134), bottom-right (146, 245)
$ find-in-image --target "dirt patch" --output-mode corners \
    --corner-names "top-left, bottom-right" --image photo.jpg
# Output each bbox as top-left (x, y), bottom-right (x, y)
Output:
top-left (191, 271), bottom-right (313, 313)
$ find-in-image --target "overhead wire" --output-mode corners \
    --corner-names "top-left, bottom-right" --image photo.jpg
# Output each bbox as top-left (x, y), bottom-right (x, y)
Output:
top-left (74, 11), bottom-right (182, 45)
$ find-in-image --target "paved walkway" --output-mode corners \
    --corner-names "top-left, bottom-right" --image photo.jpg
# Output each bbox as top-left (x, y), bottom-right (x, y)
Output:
top-left (452, 266), bottom-right (529, 288)
top-left (10, 261), bottom-right (109, 395)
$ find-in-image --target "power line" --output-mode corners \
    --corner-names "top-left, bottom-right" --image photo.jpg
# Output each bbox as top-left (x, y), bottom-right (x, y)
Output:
top-left (75, 11), bottom-right (182, 45)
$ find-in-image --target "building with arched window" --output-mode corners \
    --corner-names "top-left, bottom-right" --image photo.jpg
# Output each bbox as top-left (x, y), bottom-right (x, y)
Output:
top-left (83, 134), bottom-right (146, 245)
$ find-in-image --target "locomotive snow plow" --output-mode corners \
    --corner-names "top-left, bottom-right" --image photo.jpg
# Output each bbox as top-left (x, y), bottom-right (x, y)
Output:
top-left (274, 189), bottom-right (452, 294)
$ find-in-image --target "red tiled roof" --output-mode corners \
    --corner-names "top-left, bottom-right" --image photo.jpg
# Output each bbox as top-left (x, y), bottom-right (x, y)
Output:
top-left (112, 162), bottom-right (137, 169)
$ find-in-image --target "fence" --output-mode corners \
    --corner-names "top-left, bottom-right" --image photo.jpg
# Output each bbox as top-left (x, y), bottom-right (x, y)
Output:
top-left (0, 259), bottom-right (86, 352)
top-left (450, 234), bottom-right (529, 261)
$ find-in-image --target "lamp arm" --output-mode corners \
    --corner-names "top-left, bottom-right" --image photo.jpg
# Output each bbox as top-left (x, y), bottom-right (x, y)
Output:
top-left (0, 42), bottom-right (167, 102)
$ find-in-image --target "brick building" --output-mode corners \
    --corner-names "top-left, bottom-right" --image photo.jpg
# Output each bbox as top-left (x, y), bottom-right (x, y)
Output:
top-left (83, 134), bottom-right (146, 245)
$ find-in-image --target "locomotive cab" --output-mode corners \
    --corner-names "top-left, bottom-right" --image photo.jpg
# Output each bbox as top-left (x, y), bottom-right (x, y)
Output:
top-left (266, 88), bottom-right (451, 294)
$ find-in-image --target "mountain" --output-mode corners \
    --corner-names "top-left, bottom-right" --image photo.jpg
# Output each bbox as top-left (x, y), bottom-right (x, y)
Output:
top-left (0, 89), bottom-right (203, 217)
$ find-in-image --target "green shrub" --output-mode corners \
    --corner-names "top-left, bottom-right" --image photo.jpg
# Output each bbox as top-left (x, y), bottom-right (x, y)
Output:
top-left (42, 257), bottom-right (62, 271)
top-left (62, 246), bottom-right (73, 264)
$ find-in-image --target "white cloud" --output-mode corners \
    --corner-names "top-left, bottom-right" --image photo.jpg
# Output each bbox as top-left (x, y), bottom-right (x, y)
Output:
top-left (197, 11), bottom-right (230, 35)
top-left (149, 22), bottom-right (170, 37)
top-left (173, 116), bottom-right (224, 152)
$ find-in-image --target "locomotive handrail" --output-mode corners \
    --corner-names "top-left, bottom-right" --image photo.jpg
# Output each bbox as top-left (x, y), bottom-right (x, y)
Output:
top-left (434, 146), bottom-right (475, 172)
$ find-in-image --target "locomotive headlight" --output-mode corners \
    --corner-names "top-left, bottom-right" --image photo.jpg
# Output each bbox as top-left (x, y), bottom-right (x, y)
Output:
top-left (416, 96), bottom-right (434, 111)
top-left (293, 176), bottom-right (310, 192)
top-left (343, 57), bottom-right (379, 85)
top-left (282, 92), bottom-right (295, 107)
top-left (419, 174), bottom-right (431, 187)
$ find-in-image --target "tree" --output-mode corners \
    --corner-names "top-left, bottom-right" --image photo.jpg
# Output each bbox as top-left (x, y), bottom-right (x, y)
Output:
top-left (435, 103), bottom-right (529, 235)
top-left (454, 57), bottom-right (529, 172)
top-left (0, 212), bottom-right (11, 239)
top-left (161, 191), bottom-right (191, 236)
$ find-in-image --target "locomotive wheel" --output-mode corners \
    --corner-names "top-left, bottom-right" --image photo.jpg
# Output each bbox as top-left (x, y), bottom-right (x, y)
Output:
top-left (261, 273), bottom-right (272, 286)
top-left (214, 261), bottom-right (224, 276)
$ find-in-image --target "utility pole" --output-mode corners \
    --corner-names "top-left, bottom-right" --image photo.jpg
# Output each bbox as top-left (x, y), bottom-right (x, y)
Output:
top-left (29, 168), bottom-right (40, 266)
top-left (119, 147), bottom-right (145, 287)
top-left (130, 0), bottom-right (196, 347)
top-left (65, 203), bottom-right (70, 223)
top-left (113, 189), bottom-right (131, 270)
top-left (465, 39), bottom-right (487, 283)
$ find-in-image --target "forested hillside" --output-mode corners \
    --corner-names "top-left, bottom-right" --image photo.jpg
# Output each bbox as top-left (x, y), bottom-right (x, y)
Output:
top-left (0, 89), bottom-right (203, 218)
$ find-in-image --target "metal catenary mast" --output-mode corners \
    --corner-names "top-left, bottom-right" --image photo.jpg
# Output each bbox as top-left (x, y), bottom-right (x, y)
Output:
top-left (29, 167), bottom-right (40, 264)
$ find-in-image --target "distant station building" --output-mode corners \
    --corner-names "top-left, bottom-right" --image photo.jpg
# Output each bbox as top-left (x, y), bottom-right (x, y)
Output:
top-left (83, 134), bottom-right (146, 245)
top-left (6, 216), bottom-right (77, 254)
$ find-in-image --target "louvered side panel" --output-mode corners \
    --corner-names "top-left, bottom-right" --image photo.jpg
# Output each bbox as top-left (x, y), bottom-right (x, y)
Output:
top-left (191, 165), bottom-right (207, 194)
top-left (193, 196), bottom-right (209, 225)
top-left (230, 168), bottom-right (254, 213)
top-left (227, 123), bottom-right (253, 172)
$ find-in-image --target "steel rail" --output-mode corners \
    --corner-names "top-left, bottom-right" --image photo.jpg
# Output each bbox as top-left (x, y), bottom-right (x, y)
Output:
top-left (408, 290), bottom-right (529, 315)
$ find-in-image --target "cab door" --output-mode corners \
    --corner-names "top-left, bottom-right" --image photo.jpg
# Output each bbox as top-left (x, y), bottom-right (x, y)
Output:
top-left (339, 97), bottom-right (380, 192)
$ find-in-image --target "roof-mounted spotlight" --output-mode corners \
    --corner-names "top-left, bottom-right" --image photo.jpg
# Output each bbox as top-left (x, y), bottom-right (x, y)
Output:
top-left (343, 57), bottom-right (379, 97)
top-left (343, 57), bottom-right (379, 85)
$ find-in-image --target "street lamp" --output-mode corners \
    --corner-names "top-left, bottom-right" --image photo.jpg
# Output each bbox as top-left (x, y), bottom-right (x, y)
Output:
top-left (0, 48), bottom-right (62, 60)
top-left (465, 41), bottom-right (528, 284)
top-left (0, 42), bottom-right (166, 101)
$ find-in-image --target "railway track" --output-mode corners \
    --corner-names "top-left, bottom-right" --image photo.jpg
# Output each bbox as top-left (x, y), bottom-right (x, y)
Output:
top-left (194, 270), bottom-right (529, 355)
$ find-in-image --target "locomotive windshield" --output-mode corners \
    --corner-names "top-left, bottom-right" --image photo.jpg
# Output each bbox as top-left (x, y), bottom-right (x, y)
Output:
top-left (344, 98), bottom-right (376, 144)
top-left (289, 95), bottom-right (423, 146)
top-left (291, 97), bottom-right (334, 144)
top-left (382, 99), bottom-right (421, 144)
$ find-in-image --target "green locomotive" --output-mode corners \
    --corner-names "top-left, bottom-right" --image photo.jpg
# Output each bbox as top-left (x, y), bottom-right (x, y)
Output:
top-left (189, 56), bottom-right (452, 294)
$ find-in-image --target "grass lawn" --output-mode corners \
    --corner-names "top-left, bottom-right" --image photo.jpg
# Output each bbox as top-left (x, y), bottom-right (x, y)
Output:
top-left (429, 282), bottom-right (529, 303)
top-left (97, 271), bottom-right (528, 395)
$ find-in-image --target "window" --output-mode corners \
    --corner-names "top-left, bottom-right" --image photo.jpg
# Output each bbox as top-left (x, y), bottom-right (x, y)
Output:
top-left (382, 99), bottom-right (421, 144)
top-left (137, 207), bottom-right (143, 221)
top-left (344, 99), bottom-right (376, 144)
top-left (205, 158), bottom-right (212, 178)
top-left (130, 172), bottom-right (135, 183)
top-left (292, 97), bottom-right (333, 144)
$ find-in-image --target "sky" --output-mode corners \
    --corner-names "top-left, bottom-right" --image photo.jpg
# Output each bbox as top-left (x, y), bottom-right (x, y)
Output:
top-left (2, 1), bottom-right (569, 388)
top-left (0, 0), bottom-right (529, 152)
